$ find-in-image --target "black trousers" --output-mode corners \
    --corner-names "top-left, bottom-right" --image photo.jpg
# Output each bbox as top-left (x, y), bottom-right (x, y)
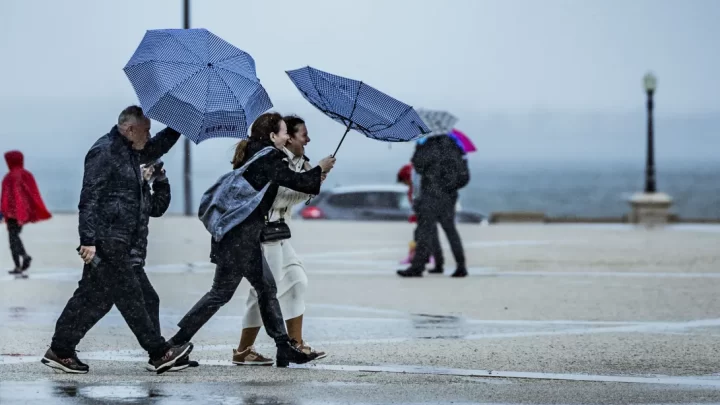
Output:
top-left (6, 219), bottom-right (27, 268)
top-left (413, 223), bottom-right (443, 265)
top-left (411, 197), bottom-right (466, 270)
top-left (50, 241), bottom-right (167, 359)
top-left (173, 223), bottom-right (289, 346)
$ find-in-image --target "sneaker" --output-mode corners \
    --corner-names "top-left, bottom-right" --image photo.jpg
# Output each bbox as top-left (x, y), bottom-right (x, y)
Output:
top-left (451, 267), bottom-right (468, 278)
top-left (276, 339), bottom-right (319, 368)
top-left (151, 342), bottom-right (193, 375)
top-left (145, 355), bottom-right (192, 372)
top-left (41, 348), bottom-right (89, 374)
top-left (7, 268), bottom-right (22, 275)
top-left (297, 341), bottom-right (327, 360)
top-left (232, 346), bottom-right (274, 366)
top-left (428, 266), bottom-right (444, 274)
top-left (397, 268), bottom-right (423, 277)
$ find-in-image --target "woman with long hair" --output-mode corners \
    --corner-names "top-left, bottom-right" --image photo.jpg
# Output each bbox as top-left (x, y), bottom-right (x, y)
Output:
top-left (170, 112), bottom-right (335, 367)
top-left (232, 115), bottom-right (326, 365)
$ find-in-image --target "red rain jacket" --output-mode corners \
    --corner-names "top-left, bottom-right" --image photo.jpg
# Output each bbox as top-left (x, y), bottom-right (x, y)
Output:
top-left (1, 150), bottom-right (52, 225)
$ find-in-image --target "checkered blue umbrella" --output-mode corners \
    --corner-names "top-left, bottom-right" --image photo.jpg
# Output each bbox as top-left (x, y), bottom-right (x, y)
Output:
top-left (123, 28), bottom-right (273, 144)
top-left (285, 66), bottom-right (430, 156)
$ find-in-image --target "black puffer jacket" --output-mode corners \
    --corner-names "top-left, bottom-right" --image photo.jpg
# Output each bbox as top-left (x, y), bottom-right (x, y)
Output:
top-left (129, 178), bottom-right (171, 266)
top-left (78, 126), bottom-right (180, 246)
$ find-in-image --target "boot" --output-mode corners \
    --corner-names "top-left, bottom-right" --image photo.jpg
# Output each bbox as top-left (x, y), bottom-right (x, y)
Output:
top-left (276, 339), bottom-right (319, 368)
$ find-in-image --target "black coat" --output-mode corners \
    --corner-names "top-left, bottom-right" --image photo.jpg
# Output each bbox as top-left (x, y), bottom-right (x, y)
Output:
top-left (130, 178), bottom-right (171, 266)
top-left (78, 126), bottom-right (180, 246)
top-left (210, 139), bottom-right (322, 264)
top-left (411, 135), bottom-right (465, 202)
top-left (241, 139), bottom-right (322, 224)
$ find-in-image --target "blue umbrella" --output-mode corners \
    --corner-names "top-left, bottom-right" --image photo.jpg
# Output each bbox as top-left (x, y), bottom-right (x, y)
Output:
top-left (285, 66), bottom-right (430, 156)
top-left (123, 28), bottom-right (273, 144)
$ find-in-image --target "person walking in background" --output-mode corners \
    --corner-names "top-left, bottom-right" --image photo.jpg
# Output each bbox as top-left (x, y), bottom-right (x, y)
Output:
top-left (397, 135), bottom-right (470, 278)
top-left (233, 115), bottom-right (327, 366)
top-left (43, 106), bottom-right (192, 375)
top-left (1, 150), bottom-right (52, 275)
top-left (172, 112), bottom-right (335, 368)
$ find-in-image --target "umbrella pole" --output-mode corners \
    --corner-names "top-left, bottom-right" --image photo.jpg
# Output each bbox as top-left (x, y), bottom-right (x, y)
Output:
top-left (332, 123), bottom-right (352, 158)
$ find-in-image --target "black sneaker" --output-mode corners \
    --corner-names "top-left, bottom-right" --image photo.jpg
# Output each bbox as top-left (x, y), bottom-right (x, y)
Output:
top-left (428, 267), bottom-right (444, 274)
top-left (276, 339), bottom-right (318, 368)
top-left (151, 342), bottom-right (193, 375)
top-left (145, 355), bottom-right (192, 372)
top-left (41, 348), bottom-right (89, 374)
top-left (451, 267), bottom-right (468, 278)
top-left (8, 268), bottom-right (22, 275)
top-left (397, 268), bottom-right (423, 277)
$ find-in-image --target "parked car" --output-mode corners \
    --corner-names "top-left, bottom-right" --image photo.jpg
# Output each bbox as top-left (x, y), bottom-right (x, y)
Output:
top-left (294, 184), bottom-right (486, 224)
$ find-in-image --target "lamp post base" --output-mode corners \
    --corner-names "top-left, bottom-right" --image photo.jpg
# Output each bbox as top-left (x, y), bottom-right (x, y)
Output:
top-left (628, 192), bottom-right (673, 227)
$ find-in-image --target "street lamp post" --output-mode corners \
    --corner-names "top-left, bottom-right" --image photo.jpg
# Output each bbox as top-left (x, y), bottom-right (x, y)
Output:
top-left (643, 72), bottom-right (657, 193)
top-left (182, 0), bottom-right (192, 216)
top-left (628, 71), bottom-right (671, 226)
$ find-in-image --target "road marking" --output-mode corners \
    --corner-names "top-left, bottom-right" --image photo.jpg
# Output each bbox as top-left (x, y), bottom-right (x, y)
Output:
top-left (4, 353), bottom-right (718, 388)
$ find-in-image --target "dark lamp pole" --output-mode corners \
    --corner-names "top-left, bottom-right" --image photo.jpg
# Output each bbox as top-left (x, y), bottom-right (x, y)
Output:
top-left (643, 72), bottom-right (657, 193)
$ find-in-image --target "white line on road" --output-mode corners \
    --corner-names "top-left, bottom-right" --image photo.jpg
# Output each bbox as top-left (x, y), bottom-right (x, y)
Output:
top-left (4, 354), bottom-right (719, 388)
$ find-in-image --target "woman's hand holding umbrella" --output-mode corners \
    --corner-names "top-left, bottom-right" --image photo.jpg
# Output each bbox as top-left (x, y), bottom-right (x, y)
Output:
top-left (317, 155), bottom-right (336, 173)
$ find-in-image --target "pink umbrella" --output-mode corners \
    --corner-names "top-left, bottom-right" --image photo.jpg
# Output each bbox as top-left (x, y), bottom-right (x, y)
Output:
top-left (448, 128), bottom-right (476, 153)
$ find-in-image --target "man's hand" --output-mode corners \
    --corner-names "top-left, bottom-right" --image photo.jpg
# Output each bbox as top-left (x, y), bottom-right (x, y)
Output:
top-left (141, 165), bottom-right (155, 181)
top-left (79, 246), bottom-right (96, 264)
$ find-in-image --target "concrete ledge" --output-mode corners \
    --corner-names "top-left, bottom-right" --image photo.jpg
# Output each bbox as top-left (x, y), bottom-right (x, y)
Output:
top-left (490, 211), bottom-right (546, 224)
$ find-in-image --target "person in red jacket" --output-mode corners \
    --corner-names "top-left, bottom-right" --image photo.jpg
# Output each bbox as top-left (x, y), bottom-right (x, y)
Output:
top-left (1, 150), bottom-right (52, 274)
top-left (396, 163), bottom-right (436, 266)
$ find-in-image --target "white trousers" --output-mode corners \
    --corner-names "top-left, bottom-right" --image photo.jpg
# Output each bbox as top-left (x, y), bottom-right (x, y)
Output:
top-left (242, 240), bottom-right (308, 329)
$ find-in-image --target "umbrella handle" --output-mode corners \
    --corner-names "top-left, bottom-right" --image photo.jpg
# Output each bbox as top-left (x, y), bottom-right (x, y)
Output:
top-left (332, 123), bottom-right (353, 158)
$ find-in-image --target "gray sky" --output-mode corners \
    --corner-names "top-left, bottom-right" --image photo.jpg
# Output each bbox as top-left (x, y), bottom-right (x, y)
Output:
top-left (2, 0), bottom-right (719, 168)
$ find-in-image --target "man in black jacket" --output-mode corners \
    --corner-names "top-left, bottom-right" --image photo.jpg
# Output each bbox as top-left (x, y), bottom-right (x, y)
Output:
top-left (42, 106), bottom-right (193, 375)
top-left (397, 135), bottom-right (469, 278)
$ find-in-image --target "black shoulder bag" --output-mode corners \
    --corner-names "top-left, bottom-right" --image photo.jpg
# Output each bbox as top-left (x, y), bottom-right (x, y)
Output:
top-left (260, 208), bottom-right (291, 242)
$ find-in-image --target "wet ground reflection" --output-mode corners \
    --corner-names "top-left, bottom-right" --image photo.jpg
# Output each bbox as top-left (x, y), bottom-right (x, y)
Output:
top-left (2, 382), bottom-right (303, 405)
top-left (0, 381), bottom-right (489, 405)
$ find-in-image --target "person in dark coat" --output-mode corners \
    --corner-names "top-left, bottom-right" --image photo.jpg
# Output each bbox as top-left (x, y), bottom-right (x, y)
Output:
top-left (169, 112), bottom-right (336, 367)
top-left (1, 150), bottom-right (52, 274)
top-left (43, 105), bottom-right (193, 375)
top-left (398, 135), bottom-right (469, 278)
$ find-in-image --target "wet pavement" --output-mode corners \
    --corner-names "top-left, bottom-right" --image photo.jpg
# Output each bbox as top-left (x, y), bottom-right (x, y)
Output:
top-left (2, 218), bottom-right (720, 403)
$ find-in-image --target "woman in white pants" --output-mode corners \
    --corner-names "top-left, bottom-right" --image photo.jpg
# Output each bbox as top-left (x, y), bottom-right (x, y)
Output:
top-left (232, 115), bottom-right (327, 365)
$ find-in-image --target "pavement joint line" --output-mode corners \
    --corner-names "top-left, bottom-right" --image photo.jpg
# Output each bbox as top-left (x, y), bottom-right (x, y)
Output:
top-left (5, 265), bottom-right (720, 283)
top-left (2, 355), bottom-right (719, 388)
top-left (3, 317), bottom-right (718, 364)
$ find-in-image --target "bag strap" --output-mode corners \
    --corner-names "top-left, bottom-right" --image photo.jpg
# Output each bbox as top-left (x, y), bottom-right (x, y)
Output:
top-left (267, 207), bottom-right (287, 223)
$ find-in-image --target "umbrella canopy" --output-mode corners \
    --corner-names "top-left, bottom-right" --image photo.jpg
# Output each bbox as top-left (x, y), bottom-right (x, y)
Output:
top-left (416, 109), bottom-right (459, 137)
top-left (448, 128), bottom-right (476, 153)
top-left (286, 66), bottom-right (430, 156)
top-left (123, 28), bottom-right (273, 144)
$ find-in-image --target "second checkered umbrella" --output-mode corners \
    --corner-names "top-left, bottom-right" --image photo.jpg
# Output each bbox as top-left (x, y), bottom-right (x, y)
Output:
top-left (286, 66), bottom-right (430, 157)
top-left (123, 28), bottom-right (273, 144)
top-left (416, 108), bottom-right (459, 137)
